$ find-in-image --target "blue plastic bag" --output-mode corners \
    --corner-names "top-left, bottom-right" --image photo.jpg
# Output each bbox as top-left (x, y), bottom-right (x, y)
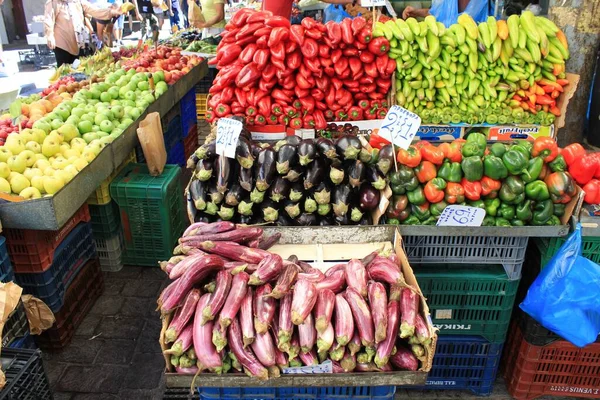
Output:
top-left (430, 0), bottom-right (489, 27)
top-left (324, 4), bottom-right (351, 23)
top-left (520, 224), bottom-right (600, 347)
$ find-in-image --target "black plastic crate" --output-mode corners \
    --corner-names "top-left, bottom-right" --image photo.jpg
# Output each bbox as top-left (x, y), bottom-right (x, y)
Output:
top-left (2, 302), bottom-right (28, 348)
top-left (0, 349), bottom-right (51, 399)
top-left (164, 388), bottom-right (199, 400)
top-left (89, 201), bottom-right (122, 240)
top-left (195, 67), bottom-right (218, 93)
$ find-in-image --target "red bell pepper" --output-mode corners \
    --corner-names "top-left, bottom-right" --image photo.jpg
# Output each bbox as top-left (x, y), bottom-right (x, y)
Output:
top-left (239, 44), bottom-right (257, 64)
top-left (235, 63), bottom-right (261, 88)
top-left (343, 48), bottom-right (359, 57)
top-left (259, 79), bottom-right (276, 92)
top-left (295, 87), bottom-right (309, 99)
top-left (357, 27), bottom-right (372, 44)
top-left (290, 117), bottom-right (303, 129)
top-left (305, 28), bottom-right (323, 40)
top-left (220, 86), bottom-right (234, 104)
top-left (245, 116), bottom-right (254, 125)
top-left (326, 22), bottom-right (342, 45)
top-left (319, 44), bottom-right (330, 58)
top-left (253, 49), bottom-right (269, 70)
top-left (256, 35), bottom-right (268, 48)
top-left (583, 179), bottom-right (600, 204)
top-left (545, 171), bottom-right (577, 203)
top-left (369, 133), bottom-right (390, 149)
top-left (292, 99), bottom-right (303, 110)
top-left (284, 106), bottom-right (297, 118)
top-left (272, 88), bottom-right (292, 104)
top-left (236, 23), bottom-right (262, 40)
top-left (415, 161), bottom-right (437, 183)
top-left (320, 57), bottom-right (333, 68)
top-left (397, 146), bottom-right (422, 168)
top-left (569, 153), bottom-right (597, 185)
top-left (295, 73), bottom-right (313, 90)
top-left (311, 88), bottom-right (325, 101)
top-left (315, 101), bottom-right (327, 111)
top-left (376, 54), bottom-right (389, 76)
top-left (230, 8), bottom-right (252, 26)
top-left (344, 80), bottom-right (359, 88)
top-left (461, 178), bottom-right (482, 201)
top-left (271, 103), bottom-right (283, 116)
top-left (266, 16), bottom-right (291, 28)
top-left (255, 115), bottom-right (266, 126)
top-left (289, 25), bottom-right (305, 45)
top-left (324, 109), bottom-right (335, 120)
top-left (267, 114), bottom-right (278, 125)
top-left (257, 96), bottom-right (271, 117)
top-left (271, 43), bottom-right (285, 60)
top-left (334, 57), bottom-right (348, 75)
top-left (253, 27), bottom-right (272, 37)
top-left (285, 41), bottom-right (297, 54)
top-left (234, 88), bottom-right (247, 108)
top-left (360, 51), bottom-right (374, 64)
top-left (357, 99), bottom-right (370, 110)
top-left (282, 76), bottom-right (295, 90)
top-left (386, 58), bottom-right (396, 75)
top-left (532, 137), bottom-right (559, 162)
top-left (439, 141), bottom-right (463, 163)
top-left (314, 110), bottom-right (327, 129)
top-left (301, 17), bottom-right (316, 30)
top-left (215, 104), bottom-right (231, 118)
top-left (347, 57), bottom-right (361, 77)
top-left (247, 11), bottom-right (271, 24)
top-left (331, 49), bottom-right (342, 64)
top-left (336, 110), bottom-right (347, 121)
top-left (561, 143), bottom-right (586, 167)
top-left (286, 51), bottom-right (301, 70)
top-left (340, 19), bottom-right (353, 44)
top-left (246, 88), bottom-right (256, 106)
top-left (303, 114), bottom-right (316, 128)
top-left (301, 38), bottom-right (319, 58)
top-left (262, 64), bottom-right (276, 81)
top-left (365, 62), bottom-right (378, 78)
top-left (368, 37), bottom-right (390, 56)
top-left (377, 108), bottom-right (388, 118)
top-left (304, 57), bottom-right (322, 75)
top-left (271, 57), bottom-right (285, 71)
top-left (299, 96), bottom-right (315, 113)
top-left (217, 44), bottom-right (242, 67)
top-left (315, 76), bottom-right (330, 92)
top-left (351, 16), bottom-right (366, 34)
top-left (232, 104), bottom-right (244, 115)
top-left (348, 106), bottom-right (363, 121)
top-left (268, 27), bottom-right (289, 47)
top-left (246, 106), bottom-right (257, 117)
top-left (278, 115), bottom-right (290, 126)
top-left (425, 179), bottom-right (446, 203)
top-left (445, 182), bottom-right (465, 204)
top-left (481, 176), bottom-right (501, 196)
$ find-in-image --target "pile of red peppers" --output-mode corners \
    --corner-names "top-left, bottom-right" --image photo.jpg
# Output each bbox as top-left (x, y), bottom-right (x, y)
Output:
top-left (207, 9), bottom-right (393, 129)
top-left (557, 143), bottom-right (600, 205)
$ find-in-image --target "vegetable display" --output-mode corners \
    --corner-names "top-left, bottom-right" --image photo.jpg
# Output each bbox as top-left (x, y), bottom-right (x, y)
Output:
top-left (160, 222), bottom-right (433, 379)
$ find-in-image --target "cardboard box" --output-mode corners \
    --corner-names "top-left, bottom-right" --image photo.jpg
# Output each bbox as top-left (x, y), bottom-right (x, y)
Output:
top-left (483, 124), bottom-right (555, 141)
top-left (247, 125), bottom-right (314, 142)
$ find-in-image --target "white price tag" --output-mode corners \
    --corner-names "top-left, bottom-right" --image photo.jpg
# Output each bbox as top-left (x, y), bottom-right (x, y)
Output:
top-left (437, 205), bottom-right (486, 227)
top-left (360, 0), bottom-right (385, 6)
top-left (378, 105), bottom-right (421, 150)
top-left (281, 360), bottom-right (333, 375)
top-left (385, 0), bottom-right (397, 17)
top-left (216, 118), bottom-right (243, 159)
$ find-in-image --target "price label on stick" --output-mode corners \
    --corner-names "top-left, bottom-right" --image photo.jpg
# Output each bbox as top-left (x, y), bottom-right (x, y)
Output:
top-left (437, 205), bottom-right (486, 227)
top-left (361, 0), bottom-right (386, 6)
top-left (378, 105), bottom-right (421, 150)
top-left (216, 118), bottom-right (243, 159)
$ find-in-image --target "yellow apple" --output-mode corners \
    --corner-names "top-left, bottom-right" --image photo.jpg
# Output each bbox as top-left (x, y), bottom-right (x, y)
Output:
top-left (43, 167), bottom-right (55, 177)
top-left (35, 159), bottom-right (51, 171)
top-left (4, 135), bottom-right (25, 155)
top-left (42, 136), bottom-right (61, 158)
top-left (43, 175), bottom-right (65, 195)
top-left (0, 162), bottom-right (10, 179)
top-left (72, 158), bottom-right (89, 171)
top-left (25, 141), bottom-right (42, 154)
top-left (51, 158), bottom-right (69, 170)
top-left (54, 170), bottom-right (73, 184)
top-left (70, 138), bottom-right (87, 153)
top-left (0, 148), bottom-right (12, 163)
top-left (10, 174), bottom-right (30, 194)
top-left (30, 176), bottom-right (45, 194)
top-left (82, 151), bottom-right (97, 163)
top-left (0, 177), bottom-right (10, 193)
top-left (7, 156), bottom-right (26, 173)
top-left (23, 168), bottom-right (42, 181)
top-left (19, 151), bottom-right (36, 167)
top-left (64, 164), bottom-right (79, 179)
top-left (62, 149), bottom-right (80, 159)
top-left (59, 143), bottom-right (71, 154)
top-left (19, 187), bottom-right (41, 199)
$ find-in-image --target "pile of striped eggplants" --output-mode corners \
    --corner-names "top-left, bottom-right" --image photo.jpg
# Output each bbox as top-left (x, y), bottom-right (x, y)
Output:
top-left (159, 222), bottom-right (432, 379)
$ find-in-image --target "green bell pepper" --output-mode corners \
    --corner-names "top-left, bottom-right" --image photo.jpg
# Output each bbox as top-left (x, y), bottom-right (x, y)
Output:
top-left (549, 154), bottom-right (567, 172)
top-left (510, 144), bottom-right (530, 161)
top-left (516, 140), bottom-right (533, 154)
top-left (511, 219), bottom-right (525, 226)
top-left (411, 203), bottom-right (431, 221)
top-left (483, 155), bottom-right (508, 180)
top-left (532, 199), bottom-right (554, 225)
top-left (495, 217), bottom-right (512, 227)
top-left (407, 186), bottom-right (426, 206)
top-left (430, 201), bottom-right (448, 217)
top-left (516, 200), bottom-right (533, 222)
top-left (482, 216), bottom-right (496, 226)
top-left (466, 132), bottom-right (487, 156)
top-left (545, 215), bottom-right (561, 226)
top-left (490, 142), bottom-right (507, 158)
top-left (402, 215), bottom-right (421, 225)
top-left (390, 165), bottom-right (419, 195)
top-left (462, 142), bottom-right (483, 158)
top-left (438, 161), bottom-right (463, 183)
top-left (467, 199), bottom-right (485, 209)
top-left (521, 157), bottom-right (544, 183)
top-left (499, 176), bottom-right (525, 204)
top-left (499, 203), bottom-right (516, 220)
top-left (502, 149), bottom-right (528, 175)
top-left (554, 203), bottom-right (565, 217)
top-left (525, 181), bottom-right (550, 201)
top-left (461, 156), bottom-right (484, 182)
top-left (484, 198), bottom-right (501, 217)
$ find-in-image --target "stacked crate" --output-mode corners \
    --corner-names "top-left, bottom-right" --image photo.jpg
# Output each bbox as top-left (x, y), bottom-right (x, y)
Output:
top-left (135, 106), bottom-right (185, 166)
top-left (195, 67), bottom-right (217, 144)
top-left (404, 234), bottom-right (527, 395)
top-left (0, 349), bottom-right (52, 399)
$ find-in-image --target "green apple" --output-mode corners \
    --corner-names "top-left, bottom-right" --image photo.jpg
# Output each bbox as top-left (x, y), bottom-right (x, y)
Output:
top-left (99, 136), bottom-right (114, 146)
top-left (81, 150), bottom-right (97, 163)
top-left (0, 177), bottom-right (10, 193)
top-left (108, 87), bottom-right (120, 100)
top-left (30, 175), bottom-right (45, 194)
top-left (94, 114), bottom-right (109, 126)
top-left (42, 136), bottom-right (61, 158)
top-left (96, 131), bottom-right (109, 138)
top-left (32, 120), bottom-right (52, 134)
top-left (100, 92), bottom-right (112, 103)
top-left (99, 120), bottom-right (113, 133)
top-left (4, 135), bottom-right (25, 155)
top-left (124, 91), bottom-right (136, 101)
top-left (110, 128), bottom-right (123, 137)
top-left (57, 123), bottom-right (80, 142)
top-left (7, 155), bottom-right (26, 173)
top-left (85, 142), bottom-right (103, 156)
top-left (81, 114), bottom-right (95, 124)
top-left (0, 162), bottom-right (10, 179)
top-left (153, 71), bottom-right (165, 82)
top-left (137, 81), bottom-right (149, 91)
top-left (30, 128), bottom-right (47, 144)
top-left (71, 107), bottom-right (86, 118)
top-left (90, 88), bottom-right (101, 100)
top-left (10, 173), bottom-right (30, 194)
top-left (19, 151), bottom-right (36, 167)
top-left (92, 125), bottom-right (100, 132)
top-left (65, 116), bottom-right (80, 126)
top-left (19, 186), bottom-right (41, 199)
top-left (83, 132), bottom-right (100, 143)
top-left (46, 112), bottom-right (61, 122)
top-left (78, 120), bottom-right (93, 134)
top-left (79, 89), bottom-right (91, 99)
top-left (59, 143), bottom-right (70, 154)
top-left (111, 105), bottom-right (124, 119)
top-left (50, 119), bottom-right (63, 130)
top-left (54, 105), bottom-right (70, 121)
top-left (42, 175), bottom-right (65, 195)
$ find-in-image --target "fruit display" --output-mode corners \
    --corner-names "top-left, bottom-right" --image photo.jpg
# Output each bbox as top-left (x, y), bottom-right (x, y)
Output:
top-left (206, 9), bottom-right (392, 128)
top-left (112, 47), bottom-right (140, 61)
top-left (42, 75), bottom-right (90, 97)
top-left (376, 13), bottom-right (569, 125)
top-left (121, 45), bottom-right (202, 84)
top-left (159, 222), bottom-right (434, 378)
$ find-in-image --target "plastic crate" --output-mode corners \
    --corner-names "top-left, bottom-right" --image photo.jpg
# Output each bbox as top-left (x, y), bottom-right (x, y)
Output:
top-left (198, 386), bottom-right (396, 400)
top-left (1, 302), bottom-right (28, 348)
top-left (0, 236), bottom-right (14, 282)
top-left (504, 322), bottom-right (600, 400)
top-left (167, 141), bottom-right (186, 167)
top-left (15, 222), bottom-right (96, 312)
top-left (184, 125), bottom-right (198, 160)
top-left (411, 335), bottom-right (503, 396)
top-left (196, 68), bottom-right (217, 93)
top-left (110, 164), bottom-right (185, 266)
top-left (35, 258), bottom-right (104, 351)
top-left (181, 89), bottom-right (197, 137)
top-left (403, 235), bottom-right (528, 280)
top-left (535, 235), bottom-right (600, 267)
top-left (0, 349), bottom-right (52, 400)
top-left (7, 334), bottom-right (36, 349)
top-left (94, 230), bottom-right (124, 272)
top-left (89, 201), bottom-right (122, 239)
top-left (88, 150), bottom-right (136, 205)
top-left (4, 204), bottom-right (90, 273)
top-left (166, 115), bottom-right (184, 150)
top-left (164, 388), bottom-right (199, 399)
top-left (414, 265), bottom-right (520, 343)
top-left (196, 93), bottom-right (208, 120)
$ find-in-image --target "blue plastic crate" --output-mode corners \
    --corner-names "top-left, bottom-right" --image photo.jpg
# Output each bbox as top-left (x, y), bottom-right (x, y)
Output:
top-left (411, 335), bottom-right (503, 396)
top-left (165, 115), bottom-right (183, 150)
top-left (198, 386), bottom-right (396, 400)
top-left (0, 236), bottom-right (14, 281)
top-left (7, 334), bottom-right (36, 349)
top-left (15, 222), bottom-right (96, 312)
top-left (167, 141), bottom-right (185, 167)
top-left (180, 89), bottom-right (197, 138)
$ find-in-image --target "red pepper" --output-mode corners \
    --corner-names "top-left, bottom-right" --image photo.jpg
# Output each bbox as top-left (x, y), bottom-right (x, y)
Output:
top-left (220, 87), bottom-right (234, 104)
top-left (355, 93), bottom-right (367, 100)
top-left (262, 64), bottom-right (276, 80)
top-left (365, 108), bottom-right (377, 120)
top-left (245, 116), bottom-right (254, 125)
top-left (246, 88), bottom-right (256, 106)
top-left (253, 49), bottom-right (269, 70)
top-left (357, 27), bottom-right (372, 44)
top-left (301, 38), bottom-right (319, 58)
top-left (247, 11), bottom-right (271, 24)
top-left (331, 49), bottom-right (342, 64)
top-left (208, 93), bottom-right (221, 108)
top-left (369, 133), bottom-right (390, 149)
top-left (278, 115), bottom-right (290, 126)
top-left (286, 51), bottom-right (301, 70)
top-left (239, 44), bottom-right (257, 64)
top-left (299, 96), bottom-right (315, 113)
top-left (545, 171), bottom-right (577, 203)
top-left (344, 80), bottom-right (359, 88)
top-left (348, 57), bottom-right (361, 77)
top-left (268, 27), bottom-right (289, 47)
top-left (305, 28), bottom-right (323, 40)
top-left (217, 44), bottom-right (242, 67)
top-left (266, 16), bottom-right (291, 28)
top-left (325, 109), bottom-right (335, 120)
top-left (315, 101), bottom-right (327, 111)
top-left (232, 105), bottom-right (244, 115)
top-left (282, 89), bottom-right (294, 98)
top-left (532, 137), bottom-right (559, 162)
top-left (340, 18), bottom-right (353, 44)
top-left (424, 180), bottom-right (446, 203)
top-left (376, 79), bottom-right (391, 91)
top-left (284, 106), bottom-right (297, 117)
top-left (348, 106), bottom-right (363, 121)
top-left (259, 79), bottom-right (276, 92)
top-left (257, 97), bottom-right (272, 117)
top-left (206, 110), bottom-right (215, 123)
top-left (461, 178), bottom-right (482, 201)
top-left (358, 99), bottom-right (370, 110)
top-left (481, 176), bottom-right (501, 196)
top-left (376, 54), bottom-right (389, 76)
top-left (335, 110), bottom-right (347, 121)
top-left (326, 21), bottom-right (342, 44)
top-left (285, 41), bottom-right (297, 54)
top-left (569, 153), bottom-right (597, 185)
top-left (255, 114), bottom-right (266, 126)
top-left (234, 88), bottom-right (247, 108)
top-left (267, 114), bottom-right (278, 125)
top-left (360, 51), bottom-right (374, 64)
top-left (320, 57), bottom-right (333, 68)
top-left (292, 99), bottom-right (302, 110)
top-left (361, 83), bottom-right (376, 94)
top-left (230, 8), bottom-right (252, 26)
top-left (360, 76), bottom-right (374, 85)
top-left (304, 57), bottom-right (322, 75)
top-left (290, 117), bottom-right (303, 129)
top-left (303, 114), bottom-right (316, 128)
top-left (445, 182), bottom-right (465, 204)
top-left (584, 179), bottom-right (600, 204)
top-left (271, 57), bottom-right (285, 71)
top-left (439, 141), bottom-right (463, 163)
top-left (277, 68), bottom-right (293, 80)
top-left (365, 62), bottom-right (378, 78)
top-left (562, 143), bottom-right (586, 166)
top-left (368, 37), bottom-right (390, 56)
top-left (415, 161), bottom-right (437, 183)
top-left (351, 16), bottom-right (366, 35)
top-left (236, 23), bottom-right (262, 40)
top-left (369, 92), bottom-right (386, 100)
top-left (246, 106), bottom-right (257, 117)
top-left (295, 73), bottom-right (312, 90)
top-left (319, 45), bottom-right (330, 58)
top-left (271, 43), bottom-right (285, 60)
top-left (377, 108), bottom-right (388, 118)
top-left (271, 103), bottom-right (283, 116)
top-left (281, 75), bottom-right (295, 90)
top-left (333, 57), bottom-right (348, 75)
top-left (295, 87), bottom-right (310, 99)
top-left (386, 58), bottom-right (396, 75)
top-left (235, 63), bottom-right (261, 88)
top-left (325, 87), bottom-right (336, 107)
top-left (289, 25), bottom-right (305, 45)
top-left (272, 88), bottom-right (292, 104)
top-left (301, 17), bottom-right (316, 30)
top-left (397, 146), bottom-right (422, 168)
top-left (315, 76), bottom-right (330, 92)
top-left (253, 27), bottom-right (272, 37)
top-left (313, 110), bottom-right (327, 129)
top-left (343, 48), bottom-right (359, 57)
top-left (311, 88), bottom-right (325, 101)
top-left (256, 35), bottom-right (268, 48)
top-left (324, 67), bottom-right (335, 77)
top-left (215, 103), bottom-right (231, 118)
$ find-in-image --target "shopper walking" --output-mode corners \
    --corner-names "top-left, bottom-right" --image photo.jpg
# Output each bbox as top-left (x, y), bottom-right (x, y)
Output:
top-left (169, 0), bottom-right (185, 31)
top-left (135, 0), bottom-right (159, 41)
top-left (44, 0), bottom-right (122, 66)
top-left (194, 0), bottom-right (225, 37)
top-left (153, 0), bottom-right (167, 32)
top-left (262, 0), bottom-right (352, 19)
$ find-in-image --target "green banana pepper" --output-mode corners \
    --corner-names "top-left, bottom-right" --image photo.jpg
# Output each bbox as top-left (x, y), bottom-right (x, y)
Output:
top-left (407, 186), bottom-right (426, 206)
top-left (490, 142), bottom-right (507, 158)
top-left (553, 203), bottom-right (565, 217)
top-left (549, 154), bottom-right (567, 172)
top-left (510, 144), bottom-right (531, 161)
top-left (484, 198), bottom-right (501, 217)
top-left (482, 216), bottom-right (496, 226)
top-left (499, 203), bottom-right (516, 220)
top-left (511, 219), bottom-right (525, 226)
top-left (502, 149), bottom-right (528, 175)
top-left (466, 132), bottom-right (487, 155)
top-left (467, 199), bottom-right (485, 209)
top-left (516, 200), bottom-right (533, 222)
top-left (521, 157), bottom-right (544, 183)
top-left (411, 203), bottom-right (431, 221)
top-left (461, 156), bottom-right (484, 182)
top-left (525, 181), bottom-right (550, 201)
top-left (495, 217), bottom-right (512, 227)
top-left (390, 165), bottom-right (419, 195)
top-left (483, 155), bottom-right (508, 180)
top-left (438, 161), bottom-right (463, 183)
top-left (499, 176), bottom-right (525, 204)
top-left (462, 142), bottom-right (483, 158)
top-left (532, 199), bottom-right (554, 225)
top-left (430, 201), bottom-right (448, 217)
top-left (402, 215), bottom-right (421, 225)
top-left (545, 215), bottom-right (561, 226)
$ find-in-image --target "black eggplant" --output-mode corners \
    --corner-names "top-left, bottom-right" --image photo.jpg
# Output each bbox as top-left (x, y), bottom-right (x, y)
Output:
top-left (205, 202), bottom-right (218, 215)
top-left (261, 199), bottom-right (279, 223)
top-left (225, 182), bottom-right (244, 206)
top-left (317, 203), bottom-right (331, 216)
top-left (335, 214), bottom-right (350, 225)
top-left (276, 213), bottom-right (294, 226)
top-left (377, 144), bottom-right (395, 175)
top-left (217, 205), bottom-right (235, 221)
top-left (276, 144), bottom-right (298, 175)
top-left (304, 197), bottom-right (318, 214)
top-left (304, 157), bottom-right (326, 190)
top-left (195, 141), bottom-right (216, 160)
top-left (195, 158), bottom-right (214, 181)
top-left (250, 187), bottom-right (265, 204)
top-left (366, 166), bottom-right (387, 190)
top-left (283, 200), bottom-right (301, 219)
top-left (319, 215), bottom-right (334, 226)
top-left (239, 166), bottom-right (253, 192)
top-left (359, 185), bottom-right (380, 211)
top-left (189, 179), bottom-right (208, 211)
top-left (186, 153), bottom-right (199, 170)
top-left (289, 182), bottom-right (304, 203)
top-left (329, 166), bottom-right (344, 185)
top-left (332, 184), bottom-right (352, 217)
top-left (237, 215), bottom-right (253, 225)
top-left (316, 137), bottom-right (338, 160)
top-left (350, 207), bottom-right (364, 223)
top-left (237, 199), bottom-right (254, 216)
top-left (215, 156), bottom-right (232, 194)
top-left (236, 137), bottom-right (254, 169)
top-left (284, 135), bottom-right (302, 147)
top-left (336, 135), bottom-right (362, 160)
top-left (194, 215), bottom-right (211, 223)
top-left (269, 176), bottom-right (290, 202)
top-left (312, 182), bottom-right (331, 205)
top-left (255, 148), bottom-right (277, 191)
top-left (209, 183), bottom-right (224, 204)
top-left (358, 214), bottom-right (372, 225)
top-left (251, 143), bottom-right (263, 159)
top-left (295, 213), bottom-right (318, 226)
top-left (298, 139), bottom-right (317, 166)
top-left (347, 160), bottom-right (366, 188)
top-left (284, 165), bottom-right (303, 183)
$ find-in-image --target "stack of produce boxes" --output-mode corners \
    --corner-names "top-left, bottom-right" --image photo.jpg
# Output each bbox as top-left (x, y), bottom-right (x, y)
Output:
top-left (4, 204), bottom-right (103, 349)
top-left (181, 89), bottom-right (199, 162)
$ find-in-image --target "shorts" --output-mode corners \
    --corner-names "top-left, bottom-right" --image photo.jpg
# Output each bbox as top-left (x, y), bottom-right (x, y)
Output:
top-left (115, 15), bottom-right (124, 28)
top-left (95, 18), bottom-right (111, 25)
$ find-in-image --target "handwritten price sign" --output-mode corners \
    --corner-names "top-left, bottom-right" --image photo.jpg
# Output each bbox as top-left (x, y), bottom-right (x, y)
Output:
top-left (361, 0), bottom-right (386, 5)
top-left (216, 118), bottom-right (243, 159)
top-left (437, 205), bottom-right (486, 227)
top-left (281, 360), bottom-right (333, 375)
top-left (378, 105), bottom-right (421, 150)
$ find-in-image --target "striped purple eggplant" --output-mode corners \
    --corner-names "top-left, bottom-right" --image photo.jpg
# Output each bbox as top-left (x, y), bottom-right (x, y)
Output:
top-left (218, 271), bottom-right (250, 330)
top-left (315, 289), bottom-right (335, 334)
top-left (254, 284), bottom-right (276, 334)
top-left (346, 259), bottom-right (367, 297)
top-left (298, 313), bottom-right (316, 354)
top-left (270, 264), bottom-right (299, 299)
top-left (334, 294), bottom-right (354, 346)
top-left (368, 281), bottom-right (388, 344)
top-left (202, 270), bottom-right (233, 325)
top-left (291, 279), bottom-right (318, 325)
top-left (277, 293), bottom-right (293, 351)
top-left (164, 324), bottom-right (194, 357)
top-left (228, 316), bottom-right (269, 380)
top-left (240, 287), bottom-right (255, 347)
top-left (248, 253), bottom-right (284, 285)
top-left (344, 288), bottom-right (374, 348)
top-left (193, 293), bottom-right (223, 373)
top-left (165, 288), bottom-right (201, 343)
top-left (374, 298), bottom-right (400, 368)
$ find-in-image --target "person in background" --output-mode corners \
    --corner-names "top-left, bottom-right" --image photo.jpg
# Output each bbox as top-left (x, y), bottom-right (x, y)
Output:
top-left (153, 0), bottom-right (167, 32)
top-left (170, 0), bottom-right (185, 31)
top-left (44, 0), bottom-right (122, 66)
top-left (195, 0), bottom-right (225, 37)
top-left (135, 0), bottom-right (159, 40)
top-left (263, 0), bottom-right (352, 19)
top-left (402, 0), bottom-right (470, 19)
top-left (111, 0), bottom-right (125, 45)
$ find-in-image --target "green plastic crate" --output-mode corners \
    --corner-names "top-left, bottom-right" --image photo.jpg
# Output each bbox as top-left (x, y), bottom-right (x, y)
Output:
top-left (109, 164), bottom-right (185, 267)
top-left (415, 265), bottom-right (520, 343)
top-left (89, 201), bottom-right (122, 240)
top-left (535, 236), bottom-right (600, 267)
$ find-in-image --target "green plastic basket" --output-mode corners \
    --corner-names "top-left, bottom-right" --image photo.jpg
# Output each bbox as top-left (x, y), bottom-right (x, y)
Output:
top-left (88, 201), bottom-right (121, 240)
top-left (415, 265), bottom-right (520, 343)
top-left (535, 236), bottom-right (600, 267)
top-left (109, 164), bottom-right (185, 267)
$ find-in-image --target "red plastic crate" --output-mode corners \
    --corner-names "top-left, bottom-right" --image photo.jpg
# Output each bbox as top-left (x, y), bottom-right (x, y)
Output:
top-left (4, 205), bottom-right (91, 273)
top-left (184, 124), bottom-right (198, 160)
top-left (504, 322), bottom-right (600, 400)
top-left (35, 258), bottom-right (104, 351)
